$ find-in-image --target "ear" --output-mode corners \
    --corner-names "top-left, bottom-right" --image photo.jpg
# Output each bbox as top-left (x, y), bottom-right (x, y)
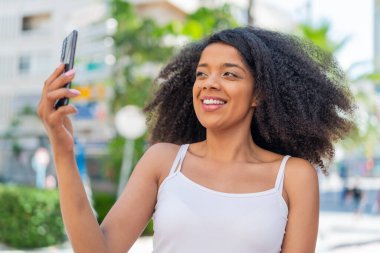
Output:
top-left (251, 96), bottom-right (259, 107)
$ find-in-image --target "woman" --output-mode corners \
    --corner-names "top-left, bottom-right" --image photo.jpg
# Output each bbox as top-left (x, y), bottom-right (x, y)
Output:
top-left (38, 27), bottom-right (355, 253)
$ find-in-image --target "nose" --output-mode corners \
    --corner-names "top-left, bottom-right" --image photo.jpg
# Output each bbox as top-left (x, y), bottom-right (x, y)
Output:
top-left (202, 75), bottom-right (221, 90)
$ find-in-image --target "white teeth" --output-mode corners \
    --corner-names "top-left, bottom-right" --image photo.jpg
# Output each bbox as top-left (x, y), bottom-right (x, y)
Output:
top-left (203, 99), bottom-right (225, 105)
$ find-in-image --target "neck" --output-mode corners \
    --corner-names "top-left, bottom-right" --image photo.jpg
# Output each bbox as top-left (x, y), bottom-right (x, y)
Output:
top-left (202, 124), bottom-right (258, 163)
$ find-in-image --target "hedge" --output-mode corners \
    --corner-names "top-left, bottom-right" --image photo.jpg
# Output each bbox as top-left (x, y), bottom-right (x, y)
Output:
top-left (0, 184), bottom-right (66, 248)
top-left (93, 192), bottom-right (154, 235)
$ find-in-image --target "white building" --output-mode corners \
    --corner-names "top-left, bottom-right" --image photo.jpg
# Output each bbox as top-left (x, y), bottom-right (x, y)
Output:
top-left (0, 0), bottom-right (115, 184)
top-left (0, 0), bottom-right (114, 143)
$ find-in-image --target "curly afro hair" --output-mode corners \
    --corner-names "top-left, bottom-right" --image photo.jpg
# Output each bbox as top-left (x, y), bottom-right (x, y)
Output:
top-left (144, 26), bottom-right (356, 174)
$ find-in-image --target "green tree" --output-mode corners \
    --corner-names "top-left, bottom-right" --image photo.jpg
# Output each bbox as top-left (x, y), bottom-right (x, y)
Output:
top-left (297, 21), bottom-right (348, 53)
top-left (166, 4), bottom-right (239, 40)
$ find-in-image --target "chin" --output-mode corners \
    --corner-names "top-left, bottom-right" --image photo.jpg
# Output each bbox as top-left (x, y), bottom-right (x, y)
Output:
top-left (198, 119), bottom-right (226, 131)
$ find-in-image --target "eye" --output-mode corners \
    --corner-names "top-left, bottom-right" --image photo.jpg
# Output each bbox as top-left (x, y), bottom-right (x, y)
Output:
top-left (223, 72), bottom-right (238, 78)
top-left (196, 71), bottom-right (207, 78)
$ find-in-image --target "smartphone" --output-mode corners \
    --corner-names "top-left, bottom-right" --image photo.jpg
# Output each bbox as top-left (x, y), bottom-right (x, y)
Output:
top-left (54, 30), bottom-right (78, 109)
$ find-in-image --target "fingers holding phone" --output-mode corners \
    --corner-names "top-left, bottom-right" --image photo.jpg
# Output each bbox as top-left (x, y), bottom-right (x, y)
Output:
top-left (38, 63), bottom-right (81, 151)
top-left (43, 65), bottom-right (79, 113)
top-left (38, 30), bottom-right (79, 152)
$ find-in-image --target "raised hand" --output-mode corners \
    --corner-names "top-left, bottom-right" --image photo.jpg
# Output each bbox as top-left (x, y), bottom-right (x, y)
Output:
top-left (38, 63), bottom-right (80, 153)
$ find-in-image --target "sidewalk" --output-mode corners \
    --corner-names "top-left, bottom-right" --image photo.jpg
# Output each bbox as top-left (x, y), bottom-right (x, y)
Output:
top-left (0, 242), bottom-right (72, 253)
top-left (1, 212), bottom-right (380, 252)
top-left (317, 212), bottom-right (380, 253)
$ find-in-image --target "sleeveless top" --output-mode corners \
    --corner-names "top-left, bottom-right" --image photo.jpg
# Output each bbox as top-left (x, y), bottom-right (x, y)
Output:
top-left (152, 144), bottom-right (290, 253)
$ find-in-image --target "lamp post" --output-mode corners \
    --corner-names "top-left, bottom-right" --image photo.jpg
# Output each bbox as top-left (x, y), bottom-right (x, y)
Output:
top-left (114, 105), bottom-right (147, 197)
top-left (247, 0), bottom-right (254, 25)
top-left (32, 147), bottom-right (50, 188)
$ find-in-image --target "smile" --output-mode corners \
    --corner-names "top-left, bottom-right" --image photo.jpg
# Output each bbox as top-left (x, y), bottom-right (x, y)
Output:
top-left (202, 99), bottom-right (226, 105)
top-left (200, 97), bottom-right (227, 112)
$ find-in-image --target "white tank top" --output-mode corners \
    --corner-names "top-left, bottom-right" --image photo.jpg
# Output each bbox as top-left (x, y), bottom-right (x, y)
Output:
top-left (152, 144), bottom-right (290, 253)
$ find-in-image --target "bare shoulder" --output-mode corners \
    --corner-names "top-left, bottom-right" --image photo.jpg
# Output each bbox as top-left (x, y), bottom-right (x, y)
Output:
top-left (139, 142), bottom-right (181, 179)
top-left (285, 157), bottom-right (317, 178)
top-left (284, 157), bottom-right (319, 198)
top-left (144, 142), bottom-right (179, 158)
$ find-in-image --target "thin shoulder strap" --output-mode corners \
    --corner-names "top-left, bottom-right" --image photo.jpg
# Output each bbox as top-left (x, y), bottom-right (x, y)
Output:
top-left (168, 144), bottom-right (190, 175)
top-left (275, 155), bottom-right (291, 192)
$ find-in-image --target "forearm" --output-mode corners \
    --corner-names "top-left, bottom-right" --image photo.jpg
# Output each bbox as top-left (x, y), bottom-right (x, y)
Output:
top-left (53, 149), bottom-right (108, 253)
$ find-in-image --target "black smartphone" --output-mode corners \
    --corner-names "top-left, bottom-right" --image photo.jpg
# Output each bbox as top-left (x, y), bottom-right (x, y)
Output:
top-left (54, 30), bottom-right (78, 109)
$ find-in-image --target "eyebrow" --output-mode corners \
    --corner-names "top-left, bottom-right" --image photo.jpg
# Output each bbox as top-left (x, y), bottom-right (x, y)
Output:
top-left (197, 63), bottom-right (246, 73)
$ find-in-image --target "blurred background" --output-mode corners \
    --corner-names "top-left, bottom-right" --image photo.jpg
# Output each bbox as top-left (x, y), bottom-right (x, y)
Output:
top-left (0, 0), bottom-right (379, 252)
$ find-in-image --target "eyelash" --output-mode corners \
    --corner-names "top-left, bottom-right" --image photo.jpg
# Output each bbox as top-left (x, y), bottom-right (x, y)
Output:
top-left (223, 72), bottom-right (238, 78)
top-left (196, 71), bottom-right (239, 78)
top-left (196, 71), bottom-right (205, 77)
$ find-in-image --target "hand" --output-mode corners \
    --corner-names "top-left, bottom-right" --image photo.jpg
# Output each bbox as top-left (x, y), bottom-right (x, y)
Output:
top-left (38, 64), bottom-right (81, 153)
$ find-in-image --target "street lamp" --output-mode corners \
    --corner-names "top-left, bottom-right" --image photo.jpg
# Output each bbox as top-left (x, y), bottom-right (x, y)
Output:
top-left (31, 147), bottom-right (50, 188)
top-left (114, 105), bottom-right (147, 197)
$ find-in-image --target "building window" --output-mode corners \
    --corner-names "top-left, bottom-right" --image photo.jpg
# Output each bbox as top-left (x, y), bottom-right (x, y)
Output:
top-left (18, 53), bottom-right (52, 76)
top-left (22, 13), bottom-right (51, 33)
top-left (19, 56), bottom-right (30, 75)
top-left (14, 95), bottom-right (41, 115)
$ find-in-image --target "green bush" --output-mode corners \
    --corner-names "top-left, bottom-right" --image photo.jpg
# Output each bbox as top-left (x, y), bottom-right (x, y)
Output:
top-left (93, 191), bottom-right (154, 235)
top-left (142, 219), bottom-right (154, 236)
top-left (0, 184), bottom-right (65, 248)
top-left (93, 192), bottom-right (117, 224)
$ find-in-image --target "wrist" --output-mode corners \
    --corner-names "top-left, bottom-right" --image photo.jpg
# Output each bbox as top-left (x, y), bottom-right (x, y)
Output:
top-left (50, 138), bottom-right (74, 153)
top-left (52, 147), bottom-right (76, 164)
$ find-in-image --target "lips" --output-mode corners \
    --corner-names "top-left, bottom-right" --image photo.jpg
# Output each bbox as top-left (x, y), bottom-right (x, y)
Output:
top-left (200, 96), bottom-right (227, 111)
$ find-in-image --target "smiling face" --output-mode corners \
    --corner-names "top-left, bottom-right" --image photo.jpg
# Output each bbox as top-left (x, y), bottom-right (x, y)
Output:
top-left (193, 43), bottom-right (257, 131)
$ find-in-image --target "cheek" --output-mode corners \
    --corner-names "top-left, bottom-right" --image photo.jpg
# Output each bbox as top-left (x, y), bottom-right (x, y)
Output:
top-left (229, 87), bottom-right (255, 111)
top-left (192, 84), bottom-right (200, 111)
top-left (231, 85), bottom-right (253, 100)
top-left (240, 80), bottom-right (255, 103)
top-left (192, 84), bottom-right (197, 103)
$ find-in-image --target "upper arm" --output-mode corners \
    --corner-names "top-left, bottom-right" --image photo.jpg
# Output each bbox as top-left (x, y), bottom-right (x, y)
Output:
top-left (99, 143), bottom-right (178, 253)
top-left (281, 158), bottom-right (320, 253)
